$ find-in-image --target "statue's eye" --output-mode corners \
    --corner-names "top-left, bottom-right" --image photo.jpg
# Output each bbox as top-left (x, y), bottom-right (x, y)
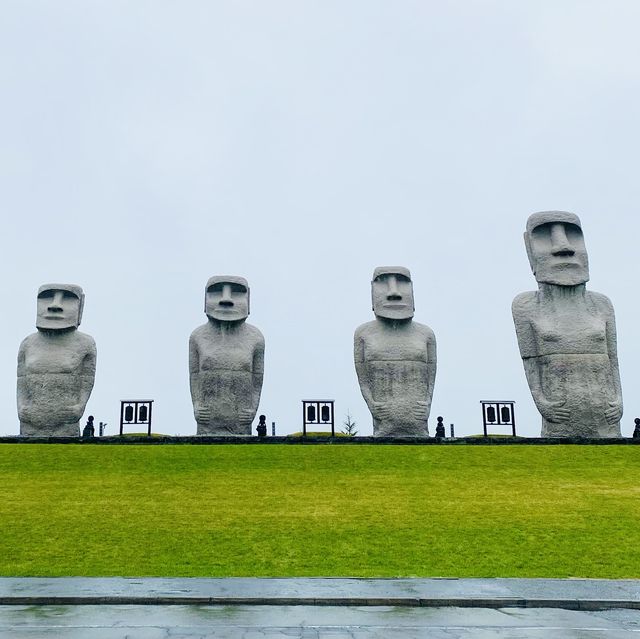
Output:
top-left (230, 284), bottom-right (247, 294)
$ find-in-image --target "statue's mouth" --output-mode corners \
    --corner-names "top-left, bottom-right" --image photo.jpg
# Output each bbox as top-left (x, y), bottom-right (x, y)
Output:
top-left (552, 259), bottom-right (581, 267)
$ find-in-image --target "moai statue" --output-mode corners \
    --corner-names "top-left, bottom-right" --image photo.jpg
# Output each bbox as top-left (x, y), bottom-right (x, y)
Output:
top-left (17, 284), bottom-right (97, 437)
top-left (354, 267), bottom-right (437, 437)
top-left (512, 211), bottom-right (623, 437)
top-left (189, 276), bottom-right (265, 435)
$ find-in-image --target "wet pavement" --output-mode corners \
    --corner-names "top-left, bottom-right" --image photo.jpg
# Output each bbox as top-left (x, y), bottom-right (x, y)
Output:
top-left (2, 604), bottom-right (640, 637)
top-left (1, 578), bottom-right (640, 638)
top-left (2, 577), bottom-right (640, 609)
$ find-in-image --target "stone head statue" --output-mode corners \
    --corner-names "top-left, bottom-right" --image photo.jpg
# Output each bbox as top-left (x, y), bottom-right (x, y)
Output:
top-left (204, 275), bottom-right (249, 323)
top-left (19, 282), bottom-right (96, 437)
top-left (191, 274), bottom-right (265, 436)
top-left (36, 283), bottom-right (85, 331)
top-left (371, 266), bottom-right (415, 321)
top-left (355, 265), bottom-right (437, 437)
top-left (514, 211), bottom-right (622, 438)
top-left (524, 211), bottom-right (589, 286)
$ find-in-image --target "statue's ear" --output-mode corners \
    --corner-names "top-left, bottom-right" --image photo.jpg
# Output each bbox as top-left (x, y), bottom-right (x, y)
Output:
top-left (524, 231), bottom-right (535, 274)
top-left (77, 292), bottom-right (85, 327)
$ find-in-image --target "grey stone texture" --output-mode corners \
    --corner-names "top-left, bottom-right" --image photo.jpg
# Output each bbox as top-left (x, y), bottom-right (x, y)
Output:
top-left (513, 212), bottom-right (623, 437)
top-left (17, 284), bottom-right (96, 437)
top-left (354, 267), bottom-right (437, 437)
top-left (189, 276), bottom-right (265, 436)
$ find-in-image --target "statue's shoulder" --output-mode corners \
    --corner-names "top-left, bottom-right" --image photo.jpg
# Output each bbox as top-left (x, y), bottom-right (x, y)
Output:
top-left (18, 332), bottom-right (39, 352)
top-left (354, 320), bottom-right (378, 339)
top-left (587, 290), bottom-right (615, 313)
top-left (190, 323), bottom-right (211, 341)
top-left (413, 321), bottom-right (435, 341)
top-left (243, 322), bottom-right (265, 345)
top-left (512, 291), bottom-right (537, 316)
top-left (75, 330), bottom-right (97, 352)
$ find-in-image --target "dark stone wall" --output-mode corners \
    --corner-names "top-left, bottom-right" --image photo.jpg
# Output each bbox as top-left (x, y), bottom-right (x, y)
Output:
top-left (0, 435), bottom-right (638, 445)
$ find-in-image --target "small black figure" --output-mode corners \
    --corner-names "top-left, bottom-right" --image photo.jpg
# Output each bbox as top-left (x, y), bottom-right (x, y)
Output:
top-left (256, 414), bottom-right (267, 437)
top-left (633, 418), bottom-right (640, 439)
top-left (82, 415), bottom-right (95, 439)
top-left (435, 416), bottom-right (445, 439)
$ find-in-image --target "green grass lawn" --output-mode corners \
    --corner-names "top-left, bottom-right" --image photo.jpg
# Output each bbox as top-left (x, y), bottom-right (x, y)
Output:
top-left (0, 444), bottom-right (638, 578)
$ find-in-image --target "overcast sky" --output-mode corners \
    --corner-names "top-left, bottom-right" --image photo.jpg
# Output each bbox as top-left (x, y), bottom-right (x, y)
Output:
top-left (1, 1), bottom-right (639, 438)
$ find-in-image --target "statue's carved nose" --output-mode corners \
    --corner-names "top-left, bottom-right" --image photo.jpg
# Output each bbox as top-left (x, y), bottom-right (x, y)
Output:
top-left (549, 223), bottom-right (576, 257)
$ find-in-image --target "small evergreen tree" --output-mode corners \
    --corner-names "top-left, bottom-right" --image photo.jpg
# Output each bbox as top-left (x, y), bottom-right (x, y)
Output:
top-left (341, 412), bottom-right (358, 436)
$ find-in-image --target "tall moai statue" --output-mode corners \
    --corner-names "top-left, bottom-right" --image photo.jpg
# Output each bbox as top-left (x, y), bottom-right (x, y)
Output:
top-left (512, 211), bottom-right (623, 437)
top-left (189, 276), bottom-right (265, 436)
top-left (17, 284), bottom-right (97, 437)
top-left (354, 267), bottom-right (437, 437)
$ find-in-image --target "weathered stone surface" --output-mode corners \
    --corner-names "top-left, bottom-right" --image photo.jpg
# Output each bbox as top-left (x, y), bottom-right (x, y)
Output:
top-left (512, 212), bottom-right (623, 437)
top-left (354, 267), bottom-right (437, 437)
top-left (17, 284), bottom-right (97, 437)
top-left (189, 276), bottom-right (265, 436)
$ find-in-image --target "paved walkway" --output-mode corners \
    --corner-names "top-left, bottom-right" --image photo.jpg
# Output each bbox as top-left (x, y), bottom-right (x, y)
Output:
top-left (1, 578), bottom-right (640, 638)
top-left (2, 604), bottom-right (640, 637)
top-left (1, 577), bottom-right (640, 609)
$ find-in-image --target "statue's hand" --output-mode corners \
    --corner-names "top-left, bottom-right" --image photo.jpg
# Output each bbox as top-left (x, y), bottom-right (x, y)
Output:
top-left (605, 401), bottom-right (623, 425)
top-left (412, 401), bottom-right (429, 421)
top-left (238, 408), bottom-right (255, 426)
top-left (17, 406), bottom-right (31, 423)
top-left (195, 406), bottom-right (211, 424)
top-left (372, 402), bottom-right (393, 420)
top-left (58, 405), bottom-right (82, 423)
top-left (538, 399), bottom-right (570, 423)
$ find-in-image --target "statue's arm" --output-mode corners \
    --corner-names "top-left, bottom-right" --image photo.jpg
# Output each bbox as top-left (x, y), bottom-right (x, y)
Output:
top-left (78, 340), bottom-right (97, 413)
top-left (406, 328), bottom-right (437, 426)
top-left (604, 299), bottom-right (623, 423)
top-left (512, 297), bottom-right (542, 397)
top-left (425, 329), bottom-right (437, 403)
top-left (16, 341), bottom-right (28, 422)
top-left (354, 330), bottom-right (374, 408)
top-left (188, 334), bottom-right (204, 419)
top-left (251, 335), bottom-right (265, 414)
top-left (188, 333), bottom-right (200, 376)
top-left (512, 296), bottom-right (569, 423)
top-left (521, 356), bottom-right (543, 406)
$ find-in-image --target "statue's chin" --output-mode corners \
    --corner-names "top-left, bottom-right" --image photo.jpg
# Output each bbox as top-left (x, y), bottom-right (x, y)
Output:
top-left (374, 310), bottom-right (414, 321)
top-left (535, 264), bottom-right (589, 287)
top-left (537, 274), bottom-right (589, 287)
top-left (207, 312), bottom-right (248, 323)
top-left (36, 320), bottom-right (77, 331)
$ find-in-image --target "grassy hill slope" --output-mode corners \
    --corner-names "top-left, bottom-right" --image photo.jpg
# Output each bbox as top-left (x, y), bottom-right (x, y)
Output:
top-left (0, 444), bottom-right (638, 577)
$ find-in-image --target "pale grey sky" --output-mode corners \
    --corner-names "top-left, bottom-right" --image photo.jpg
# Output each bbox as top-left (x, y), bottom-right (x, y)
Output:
top-left (1, 1), bottom-right (639, 437)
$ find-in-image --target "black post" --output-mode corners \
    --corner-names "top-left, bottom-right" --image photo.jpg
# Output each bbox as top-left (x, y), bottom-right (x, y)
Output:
top-left (119, 403), bottom-right (125, 436)
top-left (147, 401), bottom-right (153, 436)
top-left (302, 402), bottom-right (306, 437)
top-left (510, 404), bottom-right (516, 437)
